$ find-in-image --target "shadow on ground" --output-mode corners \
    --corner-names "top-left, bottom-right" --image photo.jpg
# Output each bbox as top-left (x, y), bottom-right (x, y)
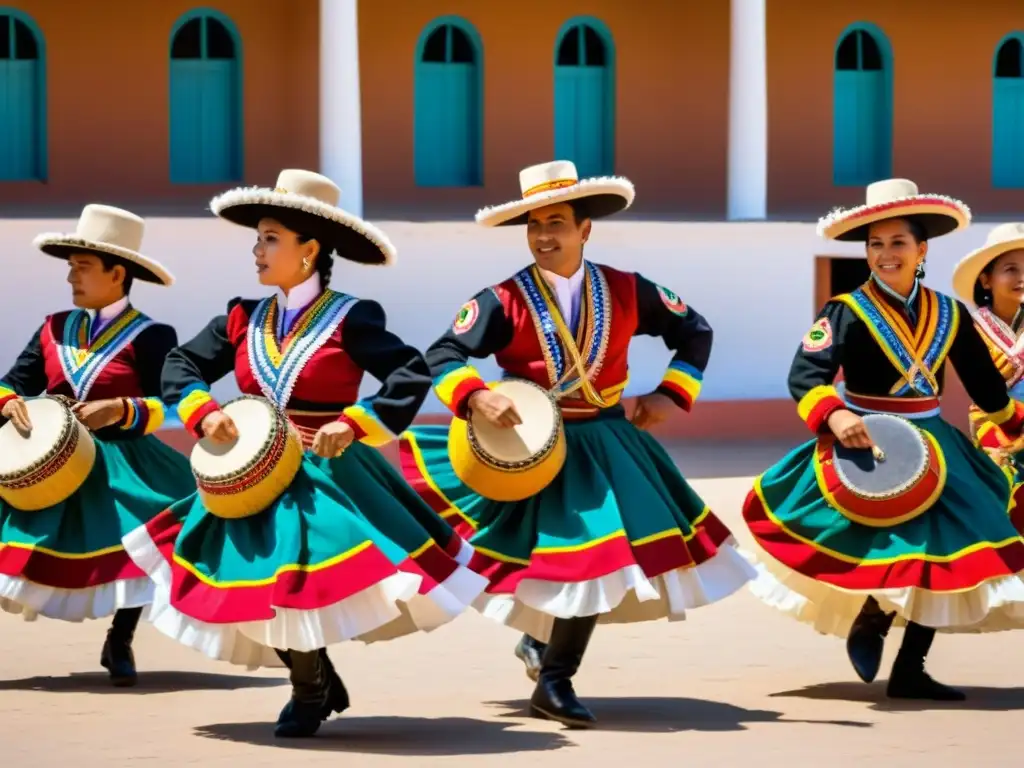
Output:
top-left (195, 716), bottom-right (574, 755)
top-left (487, 696), bottom-right (871, 733)
top-left (772, 682), bottom-right (1024, 712)
top-left (0, 670), bottom-right (285, 694)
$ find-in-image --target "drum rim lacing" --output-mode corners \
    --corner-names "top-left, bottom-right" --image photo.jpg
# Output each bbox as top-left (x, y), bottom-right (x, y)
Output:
top-left (0, 396), bottom-right (80, 486)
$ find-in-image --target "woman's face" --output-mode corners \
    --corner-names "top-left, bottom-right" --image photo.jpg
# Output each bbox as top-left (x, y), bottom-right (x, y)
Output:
top-left (980, 249), bottom-right (1024, 308)
top-left (866, 218), bottom-right (927, 294)
top-left (252, 218), bottom-right (318, 288)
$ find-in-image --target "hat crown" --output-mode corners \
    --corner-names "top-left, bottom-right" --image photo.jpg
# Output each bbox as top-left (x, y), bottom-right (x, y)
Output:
top-left (864, 178), bottom-right (920, 206)
top-left (986, 222), bottom-right (1024, 246)
top-left (275, 169), bottom-right (341, 207)
top-left (519, 161), bottom-right (579, 197)
top-left (74, 204), bottom-right (144, 252)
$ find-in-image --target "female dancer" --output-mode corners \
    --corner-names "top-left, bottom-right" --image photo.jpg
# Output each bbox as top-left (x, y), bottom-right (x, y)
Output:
top-left (952, 223), bottom-right (1024, 469)
top-left (0, 204), bottom-right (193, 685)
top-left (399, 160), bottom-right (756, 727)
top-left (743, 179), bottom-right (1024, 701)
top-left (122, 169), bottom-right (486, 738)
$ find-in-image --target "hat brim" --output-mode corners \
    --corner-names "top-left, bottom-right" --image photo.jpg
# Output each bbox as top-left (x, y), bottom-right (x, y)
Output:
top-left (817, 196), bottom-right (971, 241)
top-left (33, 236), bottom-right (174, 286)
top-left (210, 188), bottom-right (395, 266)
top-left (475, 177), bottom-right (635, 227)
top-left (951, 235), bottom-right (1024, 305)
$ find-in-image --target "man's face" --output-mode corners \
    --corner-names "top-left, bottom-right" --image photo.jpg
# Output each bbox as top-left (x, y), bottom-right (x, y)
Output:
top-left (526, 202), bottom-right (591, 274)
top-left (66, 253), bottom-right (125, 309)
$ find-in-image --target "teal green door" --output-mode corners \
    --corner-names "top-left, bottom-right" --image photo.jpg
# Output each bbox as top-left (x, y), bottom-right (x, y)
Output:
top-left (994, 37), bottom-right (1024, 188)
top-left (554, 24), bottom-right (613, 178)
top-left (414, 22), bottom-right (481, 186)
top-left (170, 15), bottom-right (241, 183)
top-left (833, 29), bottom-right (891, 186)
top-left (0, 13), bottom-right (44, 181)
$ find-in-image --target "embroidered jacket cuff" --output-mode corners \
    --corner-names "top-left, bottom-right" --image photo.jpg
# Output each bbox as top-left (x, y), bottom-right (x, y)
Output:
top-left (657, 361), bottom-right (703, 412)
top-left (989, 399), bottom-right (1024, 437)
top-left (118, 397), bottom-right (166, 436)
top-left (434, 365), bottom-right (489, 419)
top-left (797, 385), bottom-right (845, 433)
top-left (176, 385), bottom-right (221, 437)
top-left (339, 401), bottom-right (398, 447)
top-left (0, 382), bottom-right (18, 411)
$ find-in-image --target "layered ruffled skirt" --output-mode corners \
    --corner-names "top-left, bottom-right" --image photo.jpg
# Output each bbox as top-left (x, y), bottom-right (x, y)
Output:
top-left (743, 415), bottom-right (1024, 636)
top-left (0, 435), bottom-right (195, 621)
top-left (122, 442), bottom-right (488, 669)
top-left (399, 409), bottom-right (756, 641)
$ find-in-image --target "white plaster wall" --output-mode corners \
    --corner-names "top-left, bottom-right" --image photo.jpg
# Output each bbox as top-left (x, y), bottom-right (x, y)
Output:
top-left (0, 218), bottom-right (990, 416)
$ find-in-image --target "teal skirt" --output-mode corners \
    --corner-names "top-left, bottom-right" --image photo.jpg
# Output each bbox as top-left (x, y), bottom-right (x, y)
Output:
top-left (122, 441), bottom-right (488, 667)
top-left (399, 409), bottom-right (755, 641)
top-left (0, 435), bottom-right (194, 621)
top-left (743, 415), bottom-right (1024, 636)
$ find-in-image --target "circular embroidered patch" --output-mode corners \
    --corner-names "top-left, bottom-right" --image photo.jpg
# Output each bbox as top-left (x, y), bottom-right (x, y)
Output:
top-left (453, 299), bottom-right (480, 334)
top-left (802, 317), bottom-right (833, 352)
top-left (658, 285), bottom-right (688, 316)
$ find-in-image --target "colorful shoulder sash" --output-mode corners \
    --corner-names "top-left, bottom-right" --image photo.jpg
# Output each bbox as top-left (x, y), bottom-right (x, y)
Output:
top-left (246, 289), bottom-right (359, 408)
top-left (512, 261), bottom-right (612, 404)
top-left (837, 282), bottom-right (959, 397)
top-left (57, 307), bottom-right (154, 400)
top-left (973, 306), bottom-right (1024, 388)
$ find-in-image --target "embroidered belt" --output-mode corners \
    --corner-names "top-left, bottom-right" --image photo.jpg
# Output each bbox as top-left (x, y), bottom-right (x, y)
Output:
top-left (844, 391), bottom-right (941, 418)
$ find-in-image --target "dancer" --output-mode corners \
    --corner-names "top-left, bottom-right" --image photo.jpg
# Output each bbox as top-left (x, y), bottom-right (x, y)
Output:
top-left (0, 204), bottom-right (193, 685)
top-left (122, 169), bottom-right (487, 738)
top-left (399, 160), bottom-right (756, 727)
top-left (951, 223), bottom-right (1024, 470)
top-left (743, 179), bottom-right (1024, 701)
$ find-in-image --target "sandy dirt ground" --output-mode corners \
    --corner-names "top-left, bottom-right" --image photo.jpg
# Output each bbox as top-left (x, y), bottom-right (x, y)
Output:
top-left (1, 441), bottom-right (1020, 767)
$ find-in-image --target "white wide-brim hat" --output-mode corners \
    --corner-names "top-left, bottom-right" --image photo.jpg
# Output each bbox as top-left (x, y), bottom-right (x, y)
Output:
top-left (952, 222), bottom-right (1024, 304)
top-left (817, 178), bottom-right (971, 242)
top-left (33, 204), bottom-right (174, 286)
top-left (210, 169), bottom-right (395, 266)
top-left (475, 160), bottom-right (635, 227)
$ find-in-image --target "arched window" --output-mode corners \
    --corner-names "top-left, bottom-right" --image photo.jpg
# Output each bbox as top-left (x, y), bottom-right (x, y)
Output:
top-left (414, 17), bottom-right (483, 187)
top-left (833, 24), bottom-right (892, 186)
top-left (554, 18), bottom-right (615, 178)
top-left (169, 10), bottom-right (243, 183)
top-left (0, 9), bottom-right (46, 181)
top-left (993, 34), bottom-right (1024, 188)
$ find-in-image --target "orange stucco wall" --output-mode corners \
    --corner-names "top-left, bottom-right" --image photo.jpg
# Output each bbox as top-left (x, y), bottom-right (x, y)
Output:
top-left (358, 0), bottom-right (730, 218)
top-left (768, 1), bottom-right (1024, 217)
top-left (0, 1), bottom-right (319, 212)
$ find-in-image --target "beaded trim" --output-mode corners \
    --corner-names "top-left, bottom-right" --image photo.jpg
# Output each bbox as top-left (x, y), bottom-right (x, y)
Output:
top-left (246, 290), bottom-right (358, 409)
top-left (193, 395), bottom-right (296, 490)
top-left (466, 380), bottom-right (563, 471)
top-left (974, 307), bottom-right (1024, 388)
top-left (0, 397), bottom-right (78, 486)
top-left (57, 308), bottom-right (153, 400)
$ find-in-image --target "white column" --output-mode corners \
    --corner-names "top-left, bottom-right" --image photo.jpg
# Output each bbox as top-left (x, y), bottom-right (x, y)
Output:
top-left (320, 0), bottom-right (364, 217)
top-left (727, 0), bottom-right (767, 220)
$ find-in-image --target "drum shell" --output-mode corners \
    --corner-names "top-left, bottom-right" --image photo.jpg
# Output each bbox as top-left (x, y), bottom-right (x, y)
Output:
top-left (447, 380), bottom-right (567, 502)
top-left (0, 409), bottom-right (97, 512)
top-left (191, 402), bottom-right (305, 520)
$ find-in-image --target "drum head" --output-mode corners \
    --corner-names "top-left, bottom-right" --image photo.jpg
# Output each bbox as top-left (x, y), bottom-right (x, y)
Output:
top-left (471, 379), bottom-right (558, 464)
top-left (0, 398), bottom-right (72, 477)
top-left (833, 413), bottom-right (928, 498)
top-left (191, 397), bottom-right (276, 476)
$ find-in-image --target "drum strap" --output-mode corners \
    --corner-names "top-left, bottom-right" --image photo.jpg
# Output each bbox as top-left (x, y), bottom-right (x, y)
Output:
top-left (530, 265), bottom-right (610, 408)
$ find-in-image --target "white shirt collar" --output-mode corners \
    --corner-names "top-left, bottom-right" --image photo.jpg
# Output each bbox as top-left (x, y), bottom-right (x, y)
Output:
top-left (86, 295), bottom-right (130, 326)
top-left (276, 272), bottom-right (322, 312)
top-left (540, 260), bottom-right (585, 321)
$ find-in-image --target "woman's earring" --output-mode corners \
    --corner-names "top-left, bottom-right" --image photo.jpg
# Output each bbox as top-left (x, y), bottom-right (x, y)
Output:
top-left (302, 258), bottom-right (310, 273)
top-left (915, 262), bottom-right (926, 279)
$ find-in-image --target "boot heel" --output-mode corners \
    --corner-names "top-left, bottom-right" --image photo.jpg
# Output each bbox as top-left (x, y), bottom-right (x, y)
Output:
top-left (529, 616), bottom-right (598, 728)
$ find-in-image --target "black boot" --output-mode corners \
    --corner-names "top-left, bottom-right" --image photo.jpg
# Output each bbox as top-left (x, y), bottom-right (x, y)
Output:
top-left (275, 650), bottom-right (329, 738)
top-left (318, 648), bottom-right (350, 717)
top-left (846, 597), bottom-right (895, 683)
top-left (100, 607), bottom-right (142, 687)
top-left (515, 634), bottom-right (548, 682)
top-left (529, 616), bottom-right (598, 728)
top-left (886, 621), bottom-right (965, 701)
